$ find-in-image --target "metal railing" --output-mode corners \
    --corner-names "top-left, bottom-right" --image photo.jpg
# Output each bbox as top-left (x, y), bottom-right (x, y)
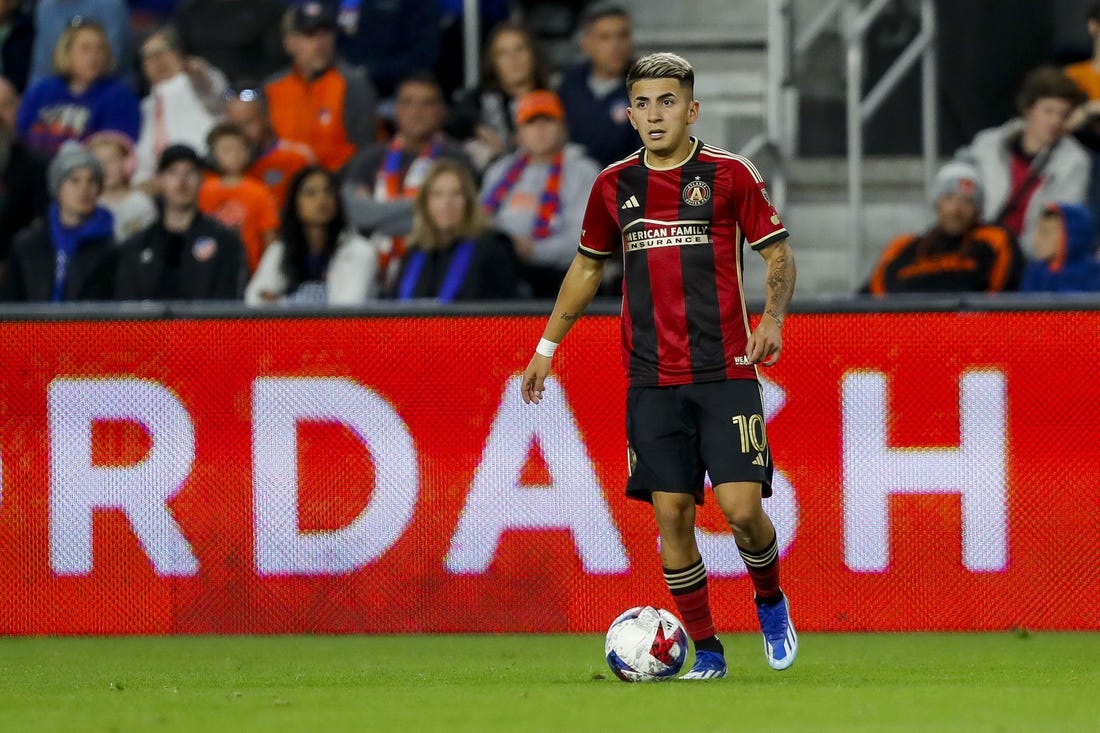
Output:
top-left (844, 0), bottom-right (937, 290)
top-left (753, 0), bottom-right (938, 290)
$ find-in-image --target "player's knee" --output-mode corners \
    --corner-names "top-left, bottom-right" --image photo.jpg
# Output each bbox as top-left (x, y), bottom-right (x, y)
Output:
top-left (721, 502), bottom-right (764, 536)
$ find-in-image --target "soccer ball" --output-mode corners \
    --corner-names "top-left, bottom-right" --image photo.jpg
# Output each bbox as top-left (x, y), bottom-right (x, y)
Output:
top-left (604, 606), bottom-right (689, 682)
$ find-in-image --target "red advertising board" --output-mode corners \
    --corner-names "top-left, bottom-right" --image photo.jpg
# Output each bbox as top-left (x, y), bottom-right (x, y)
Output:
top-left (0, 312), bottom-right (1097, 635)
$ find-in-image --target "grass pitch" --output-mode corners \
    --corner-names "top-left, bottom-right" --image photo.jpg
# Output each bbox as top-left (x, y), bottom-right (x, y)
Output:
top-left (0, 633), bottom-right (1096, 732)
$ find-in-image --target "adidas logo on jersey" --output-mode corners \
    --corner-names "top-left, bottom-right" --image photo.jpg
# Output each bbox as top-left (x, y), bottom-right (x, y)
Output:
top-left (620, 195), bottom-right (640, 209)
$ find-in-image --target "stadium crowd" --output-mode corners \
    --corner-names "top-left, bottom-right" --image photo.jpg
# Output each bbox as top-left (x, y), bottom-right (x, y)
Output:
top-left (1, 0), bottom-right (1100, 304)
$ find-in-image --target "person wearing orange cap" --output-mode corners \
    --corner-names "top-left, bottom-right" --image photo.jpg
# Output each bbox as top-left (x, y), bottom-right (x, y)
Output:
top-left (480, 89), bottom-right (600, 297)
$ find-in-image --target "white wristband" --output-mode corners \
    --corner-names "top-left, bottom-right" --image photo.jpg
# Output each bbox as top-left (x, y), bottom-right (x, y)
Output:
top-left (535, 338), bottom-right (559, 358)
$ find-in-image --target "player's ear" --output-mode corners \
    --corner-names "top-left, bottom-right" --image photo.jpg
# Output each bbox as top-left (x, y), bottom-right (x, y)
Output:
top-left (687, 100), bottom-right (699, 124)
top-left (626, 106), bottom-right (638, 130)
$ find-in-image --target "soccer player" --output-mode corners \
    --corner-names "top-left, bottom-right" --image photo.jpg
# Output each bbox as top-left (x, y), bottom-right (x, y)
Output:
top-left (520, 52), bottom-right (798, 677)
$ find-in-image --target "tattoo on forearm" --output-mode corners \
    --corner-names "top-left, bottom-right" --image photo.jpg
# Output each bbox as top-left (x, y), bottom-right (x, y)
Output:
top-left (560, 312), bottom-right (580, 322)
top-left (764, 250), bottom-right (796, 324)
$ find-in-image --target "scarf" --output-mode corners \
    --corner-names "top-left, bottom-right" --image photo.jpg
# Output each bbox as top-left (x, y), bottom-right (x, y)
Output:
top-left (47, 204), bottom-right (115, 302)
top-left (373, 136), bottom-right (442, 281)
top-left (481, 151), bottom-right (563, 239)
top-left (396, 239), bottom-right (477, 303)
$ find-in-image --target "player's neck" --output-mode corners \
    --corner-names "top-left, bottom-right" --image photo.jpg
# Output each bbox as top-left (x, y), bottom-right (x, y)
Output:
top-left (644, 137), bottom-right (697, 170)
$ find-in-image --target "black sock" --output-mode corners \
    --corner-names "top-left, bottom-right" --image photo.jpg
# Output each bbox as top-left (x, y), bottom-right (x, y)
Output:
top-left (694, 635), bottom-right (724, 655)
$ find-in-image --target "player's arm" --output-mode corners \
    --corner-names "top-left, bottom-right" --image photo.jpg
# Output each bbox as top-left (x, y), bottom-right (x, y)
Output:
top-left (746, 238), bottom-right (796, 366)
top-left (520, 252), bottom-right (606, 404)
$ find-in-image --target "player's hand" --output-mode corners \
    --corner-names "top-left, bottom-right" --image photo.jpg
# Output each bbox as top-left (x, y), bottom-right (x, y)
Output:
top-left (745, 315), bottom-right (782, 367)
top-left (521, 353), bottom-right (552, 404)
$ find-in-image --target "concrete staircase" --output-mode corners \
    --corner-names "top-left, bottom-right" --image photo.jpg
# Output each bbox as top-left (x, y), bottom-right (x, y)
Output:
top-left (624, 1), bottom-right (934, 299)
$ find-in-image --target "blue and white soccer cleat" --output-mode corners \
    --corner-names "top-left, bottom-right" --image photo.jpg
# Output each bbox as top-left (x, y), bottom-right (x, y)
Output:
top-left (756, 594), bottom-right (798, 671)
top-left (679, 649), bottom-right (727, 680)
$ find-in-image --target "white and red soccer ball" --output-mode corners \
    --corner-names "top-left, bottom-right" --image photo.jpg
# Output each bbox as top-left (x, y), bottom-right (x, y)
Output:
top-left (604, 606), bottom-right (689, 682)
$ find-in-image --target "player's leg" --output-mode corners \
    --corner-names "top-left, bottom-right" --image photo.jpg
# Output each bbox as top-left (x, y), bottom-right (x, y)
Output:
top-left (693, 380), bottom-right (797, 671)
top-left (625, 385), bottom-right (726, 680)
top-left (713, 481), bottom-right (797, 670)
top-left (651, 491), bottom-right (726, 680)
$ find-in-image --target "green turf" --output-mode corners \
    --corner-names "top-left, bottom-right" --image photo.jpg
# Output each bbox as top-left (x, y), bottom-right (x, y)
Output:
top-left (0, 633), bottom-right (1096, 732)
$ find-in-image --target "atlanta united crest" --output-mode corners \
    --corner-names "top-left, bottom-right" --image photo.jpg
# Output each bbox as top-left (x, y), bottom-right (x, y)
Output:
top-left (682, 177), bottom-right (711, 206)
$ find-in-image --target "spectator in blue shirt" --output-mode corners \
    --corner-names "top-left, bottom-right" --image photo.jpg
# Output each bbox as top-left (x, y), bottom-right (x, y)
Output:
top-left (556, 2), bottom-right (637, 166)
top-left (1021, 203), bottom-right (1100, 292)
top-left (17, 18), bottom-right (140, 158)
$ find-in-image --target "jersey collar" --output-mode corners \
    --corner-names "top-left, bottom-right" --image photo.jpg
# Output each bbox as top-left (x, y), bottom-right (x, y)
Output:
top-left (643, 137), bottom-right (700, 171)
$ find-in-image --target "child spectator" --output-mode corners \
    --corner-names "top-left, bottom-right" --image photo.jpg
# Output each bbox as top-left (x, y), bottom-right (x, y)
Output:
top-left (955, 66), bottom-right (1089, 256)
top-left (246, 165), bottom-right (377, 305)
top-left (86, 131), bottom-right (157, 241)
top-left (866, 162), bottom-right (1023, 295)
top-left (480, 90), bottom-right (600, 297)
top-left (1021, 203), bottom-right (1100, 292)
top-left (17, 18), bottom-right (140, 158)
top-left (394, 159), bottom-right (517, 301)
top-left (198, 122), bottom-right (280, 273)
top-left (0, 140), bottom-right (116, 301)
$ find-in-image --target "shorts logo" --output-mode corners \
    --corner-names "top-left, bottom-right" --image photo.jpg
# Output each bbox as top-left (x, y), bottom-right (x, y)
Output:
top-left (682, 177), bottom-right (711, 206)
top-left (627, 445), bottom-right (637, 476)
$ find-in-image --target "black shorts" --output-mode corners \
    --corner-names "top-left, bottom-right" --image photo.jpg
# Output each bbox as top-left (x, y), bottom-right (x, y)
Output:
top-left (625, 380), bottom-right (774, 504)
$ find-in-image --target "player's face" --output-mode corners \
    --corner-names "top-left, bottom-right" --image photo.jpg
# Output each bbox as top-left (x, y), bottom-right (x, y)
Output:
top-left (626, 78), bottom-right (698, 160)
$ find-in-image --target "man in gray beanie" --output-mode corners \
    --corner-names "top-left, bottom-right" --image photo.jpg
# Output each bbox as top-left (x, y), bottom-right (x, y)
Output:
top-left (0, 140), bottom-right (117, 301)
top-left (864, 160), bottom-right (1024, 294)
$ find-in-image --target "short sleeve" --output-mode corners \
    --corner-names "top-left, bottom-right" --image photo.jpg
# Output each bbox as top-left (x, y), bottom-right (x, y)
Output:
top-left (728, 158), bottom-right (788, 250)
top-left (578, 173), bottom-right (618, 259)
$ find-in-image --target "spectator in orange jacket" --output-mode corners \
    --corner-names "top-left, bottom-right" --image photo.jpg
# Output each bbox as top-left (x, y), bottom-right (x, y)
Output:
top-left (264, 2), bottom-right (377, 172)
top-left (865, 161), bottom-right (1023, 295)
top-left (198, 122), bottom-right (280, 273)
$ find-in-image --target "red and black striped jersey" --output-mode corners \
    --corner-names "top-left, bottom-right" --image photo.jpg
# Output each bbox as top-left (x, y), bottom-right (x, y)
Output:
top-left (579, 138), bottom-right (788, 387)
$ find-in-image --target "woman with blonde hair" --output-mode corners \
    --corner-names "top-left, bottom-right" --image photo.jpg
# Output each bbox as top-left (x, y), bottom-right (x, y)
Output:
top-left (393, 159), bottom-right (518, 301)
top-left (17, 18), bottom-right (139, 157)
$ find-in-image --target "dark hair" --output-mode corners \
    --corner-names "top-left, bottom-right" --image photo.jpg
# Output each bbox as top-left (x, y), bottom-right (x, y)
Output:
top-left (1088, 1), bottom-right (1100, 24)
top-left (206, 121), bottom-right (247, 150)
top-left (580, 2), bottom-right (630, 30)
top-left (1015, 66), bottom-right (1086, 112)
top-left (480, 21), bottom-right (550, 92)
top-left (396, 70), bottom-right (445, 100)
top-left (277, 165), bottom-right (346, 291)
